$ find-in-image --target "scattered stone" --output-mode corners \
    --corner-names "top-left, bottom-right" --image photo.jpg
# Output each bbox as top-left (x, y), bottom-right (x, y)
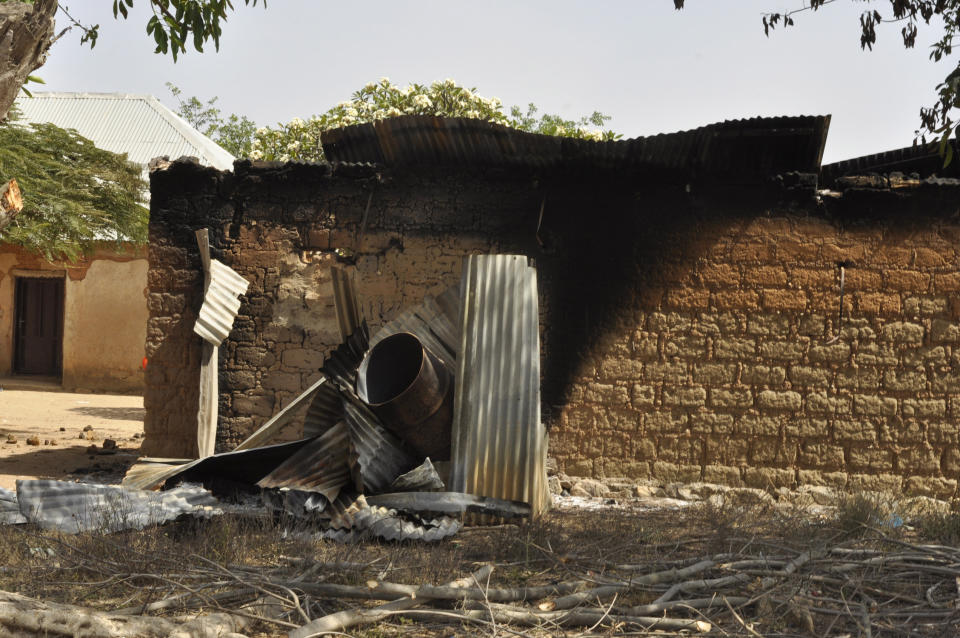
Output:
top-left (59, 427), bottom-right (66, 432)
top-left (545, 456), bottom-right (558, 475)
top-left (665, 482), bottom-right (729, 501)
top-left (77, 432), bottom-right (86, 439)
top-left (132, 432), bottom-right (142, 439)
top-left (25, 436), bottom-right (40, 446)
top-left (792, 485), bottom-right (837, 507)
top-left (634, 484), bottom-right (666, 498)
top-left (569, 478), bottom-right (611, 498)
top-left (706, 487), bottom-right (774, 509)
top-left (102, 439), bottom-right (118, 450)
top-left (5, 434), bottom-right (16, 444)
top-left (547, 475), bottom-right (562, 496)
top-left (557, 473), bottom-right (574, 490)
top-left (86, 444), bottom-right (98, 455)
top-left (43, 439), bottom-right (50, 445)
top-left (83, 425), bottom-right (94, 432)
top-left (898, 496), bottom-right (951, 518)
top-left (49, 439), bottom-right (57, 446)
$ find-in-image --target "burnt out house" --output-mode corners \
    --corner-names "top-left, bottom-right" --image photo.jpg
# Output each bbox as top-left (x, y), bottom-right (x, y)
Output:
top-left (144, 114), bottom-right (960, 499)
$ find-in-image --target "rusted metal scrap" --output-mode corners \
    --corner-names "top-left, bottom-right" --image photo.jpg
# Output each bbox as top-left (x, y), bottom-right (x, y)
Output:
top-left (114, 254), bottom-right (550, 542)
top-left (362, 332), bottom-right (454, 461)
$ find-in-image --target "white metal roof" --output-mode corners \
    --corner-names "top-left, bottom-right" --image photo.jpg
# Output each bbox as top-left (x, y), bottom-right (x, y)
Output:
top-left (14, 92), bottom-right (235, 171)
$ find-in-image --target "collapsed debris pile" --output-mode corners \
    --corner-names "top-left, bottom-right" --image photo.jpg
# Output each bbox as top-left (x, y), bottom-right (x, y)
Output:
top-left (0, 250), bottom-right (550, 541)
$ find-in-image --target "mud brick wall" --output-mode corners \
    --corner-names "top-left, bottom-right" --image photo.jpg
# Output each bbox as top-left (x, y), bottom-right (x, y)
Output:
top-left (145, 160), bottom-right (541, 457)
top-left (549, 186), bottom-right (960, 498)
top-left (146, 159), bottom-right (960, 497)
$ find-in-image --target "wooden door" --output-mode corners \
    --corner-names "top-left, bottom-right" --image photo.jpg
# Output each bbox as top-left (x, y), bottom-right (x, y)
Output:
top-left (13, 277), bottom-right (64, 376)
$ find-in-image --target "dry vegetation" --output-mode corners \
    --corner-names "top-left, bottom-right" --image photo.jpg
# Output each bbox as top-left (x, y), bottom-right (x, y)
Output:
top-left (3, 494), bottom-right (960, 637)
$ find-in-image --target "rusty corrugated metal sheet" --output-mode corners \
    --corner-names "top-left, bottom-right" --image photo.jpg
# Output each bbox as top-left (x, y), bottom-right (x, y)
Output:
top-left (194, 260), bottom-right (249, 346)
top-left (448, 255), bottom-right (551, 520)
top-left (321, 323), bottom-right (369, 393)
top-left (235, 377), bottom-right (333, 450)
top-left (322, 507), bottom-right (461, 543)
top-left (304, 380), bottom-right (345, 438)
top-left (320, 115), bottom-right (831, 176)
top-left (820, 140), bottom-right (960, 187)
top-left (331, 266), bottom-right (364, 342)
top-left (132, 439), bottom-right (312, 490)
top-left (343, 401), bottom-right (418, 493)
top-left (257, 421), bottom-right (351, 501)
top-left (357, 285), bottom-right (460, 402)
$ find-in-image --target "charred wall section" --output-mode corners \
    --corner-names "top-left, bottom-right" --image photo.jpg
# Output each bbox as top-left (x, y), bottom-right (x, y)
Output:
top-left (146, 158), bottom-right (960, 498)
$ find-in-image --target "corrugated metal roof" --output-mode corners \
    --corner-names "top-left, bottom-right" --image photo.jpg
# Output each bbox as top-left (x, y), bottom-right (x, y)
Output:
top-left (820, 141), bottom-right (960, 187)
top-left (320, 114), bottom-right (831, 177)
top-left (15, 92), bottom-right (235, 170)
top-left (448, 255), bottom-right (551, 520)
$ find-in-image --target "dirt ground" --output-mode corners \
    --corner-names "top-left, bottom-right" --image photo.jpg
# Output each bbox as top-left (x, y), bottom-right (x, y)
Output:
top-left (0, 387), bottom-right (144, 490)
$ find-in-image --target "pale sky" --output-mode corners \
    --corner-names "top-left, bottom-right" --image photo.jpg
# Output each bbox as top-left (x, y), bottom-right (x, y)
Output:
top-left (36, 1), bottom-right (950, 163)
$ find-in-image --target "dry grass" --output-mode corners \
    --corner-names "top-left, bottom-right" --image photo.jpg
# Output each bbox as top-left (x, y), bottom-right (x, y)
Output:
top-left (2, 494), bottom-right (960, 636)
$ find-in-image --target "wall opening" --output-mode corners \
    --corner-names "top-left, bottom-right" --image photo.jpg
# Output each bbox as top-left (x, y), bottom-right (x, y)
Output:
top-left (13, 275), bottom-right (64, 378)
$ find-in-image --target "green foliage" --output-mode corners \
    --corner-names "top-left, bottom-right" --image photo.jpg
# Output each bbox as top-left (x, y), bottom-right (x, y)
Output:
top-left (167, 82), bottom-right (255, 156)
top-left (675, 0), bottom-right (960, 162)
top-left (58, 0), bottom-right (264, 62)
top-left (0, 117), bottom-right (147, 260)
top-left (247, 78), bottom-right (619, 162)
top-left (508, 102), bottom-right (615, 138)
top-left (171, 78), bottom-right (621, 163)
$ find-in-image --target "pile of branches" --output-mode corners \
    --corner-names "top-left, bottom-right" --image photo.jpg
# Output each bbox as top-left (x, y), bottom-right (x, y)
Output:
top-left (3, 525), bottom-right (960, 637)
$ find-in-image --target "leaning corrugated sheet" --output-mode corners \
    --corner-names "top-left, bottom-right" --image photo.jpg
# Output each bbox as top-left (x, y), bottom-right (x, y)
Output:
top-left (343, 401), bottom-right (417, 494)
top-left (257, 421), bottom-right (352, 502)
top-left (193, 260), bottom-right (249, 346)
top-left (448, 255), bottom-right (551, 520)
top-left (331, 266), bottom-right (364, 341)
top-left (320, 114), bottom-right (831, 176)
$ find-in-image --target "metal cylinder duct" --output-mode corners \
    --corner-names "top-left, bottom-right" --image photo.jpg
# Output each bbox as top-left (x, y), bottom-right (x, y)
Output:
top-left (362, 332), bottom-right (453, 461)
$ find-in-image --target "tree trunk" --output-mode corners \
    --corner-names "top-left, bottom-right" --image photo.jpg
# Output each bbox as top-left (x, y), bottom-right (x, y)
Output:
top-left (0, 0), bottom-right (57, 123)
top-left (0, 178), bottom-right (22, 231)
top-left (0, 589), bottom-right (250, 638)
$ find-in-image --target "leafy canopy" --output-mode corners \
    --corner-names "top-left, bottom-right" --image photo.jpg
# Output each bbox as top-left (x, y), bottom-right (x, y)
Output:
top-left (674, 0), bottom-right (960, 162)
top-left (171, 78), bottom-right (621, 162)
top-left (0, 113), bottom-right (147, 260)
top-left (59, 0), bottom-right (264, 62)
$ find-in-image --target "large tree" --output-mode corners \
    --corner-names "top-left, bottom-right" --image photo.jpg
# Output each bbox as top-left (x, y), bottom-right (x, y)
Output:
top-left (0, 0), bottom-right (261, 124)
top-left (0, 112), bottom-right (147, 260)
top-left (676, 0), bottom-right (960, 159)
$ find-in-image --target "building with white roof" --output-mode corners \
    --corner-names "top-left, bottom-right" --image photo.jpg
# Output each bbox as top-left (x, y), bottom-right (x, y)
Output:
top-left (1, 93), bottom-right (235, 393)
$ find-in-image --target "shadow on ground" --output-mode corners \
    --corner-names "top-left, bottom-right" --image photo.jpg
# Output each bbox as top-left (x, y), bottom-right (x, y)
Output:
top-left (69, 406), bottom-right (145, 421)
top-left (0, 444), bottom-right (141, 486)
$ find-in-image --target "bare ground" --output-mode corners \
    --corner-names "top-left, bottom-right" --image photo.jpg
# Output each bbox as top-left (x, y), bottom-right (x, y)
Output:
top-left (0, 387), bottom-right (144, 490)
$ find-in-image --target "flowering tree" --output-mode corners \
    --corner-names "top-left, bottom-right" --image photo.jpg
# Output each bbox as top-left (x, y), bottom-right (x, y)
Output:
top-left (243, 78), bottom-right (620, 162)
